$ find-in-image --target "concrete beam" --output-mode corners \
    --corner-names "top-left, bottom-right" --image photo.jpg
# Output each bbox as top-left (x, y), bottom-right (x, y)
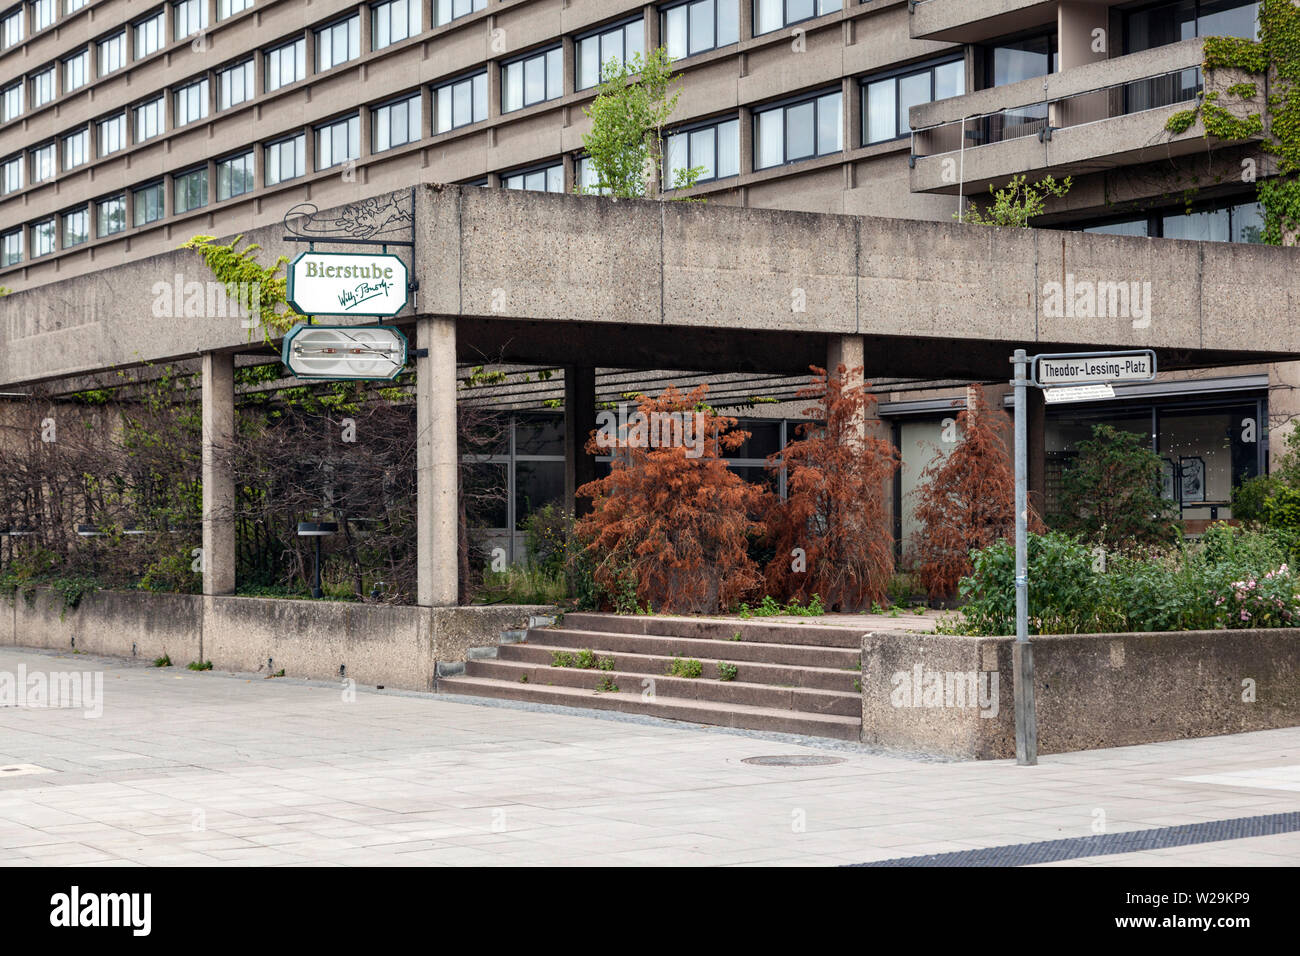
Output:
top-left (3, 185), bottom-right (1300, 391)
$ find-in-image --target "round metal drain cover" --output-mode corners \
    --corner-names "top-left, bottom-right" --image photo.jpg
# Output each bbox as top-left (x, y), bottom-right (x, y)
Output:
top-left (742, 755), bottom-right (845, 767)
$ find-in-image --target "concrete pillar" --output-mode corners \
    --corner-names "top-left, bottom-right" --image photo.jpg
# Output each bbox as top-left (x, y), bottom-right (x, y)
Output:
top-left (1268, 361), bottom-right (1300, 470)
top-left (417, 316), bottom-right (459, 607)
top-left (1057, 2), bottom-right (1109, 71)
top-left (827, 334), bottom-right (894, 531)
top-left (564, 365), bottom-right (597, 516)
top-left (201, 352), bottom-right (236, 595)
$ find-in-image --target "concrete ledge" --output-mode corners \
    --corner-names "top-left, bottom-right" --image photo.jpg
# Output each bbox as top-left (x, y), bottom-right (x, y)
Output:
top-left (4, 589), bottom-right (553, 692)
top-left (861, 629), bottom-right (1300, 758)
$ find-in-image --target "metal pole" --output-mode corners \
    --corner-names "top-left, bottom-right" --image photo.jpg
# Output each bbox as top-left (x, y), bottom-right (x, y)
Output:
top-left (1012, 349), bottom-right (1038, 766)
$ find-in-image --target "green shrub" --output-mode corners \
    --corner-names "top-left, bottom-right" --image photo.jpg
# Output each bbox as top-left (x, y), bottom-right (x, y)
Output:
top-left (550, 651), bottom-right (574, 668)
top-left (1264, 485), bottom-right (1300, 530)
top-left (717, 661), bottom-right (738, 682)
top-left (1232, 474), bottom-right (1284, 525)
top-left (959, 532), bottom-right (1103, 635)
top-left (574, 648), bottom-right (597, 669)
top-left (956, 525), bottom-right (1300, 635)
top-left (1052, 424), bottom-right (1181, 549)
top-left (523, 504), bottom-right (572, 575)
top-left (187, 660), bottom-right (213, 671)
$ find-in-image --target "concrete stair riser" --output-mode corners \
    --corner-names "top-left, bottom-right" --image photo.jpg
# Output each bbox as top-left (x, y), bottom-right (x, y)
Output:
top-left (438, 676), bottom-right (861, 740)
top-left (464, 659), bottom-right (860, 716)
top-left (559, 613), bottom-right (864, 648)
top-left (531, 628), bottom-right (859, 669)
top-left (498, 642), bottom-right (858, 692)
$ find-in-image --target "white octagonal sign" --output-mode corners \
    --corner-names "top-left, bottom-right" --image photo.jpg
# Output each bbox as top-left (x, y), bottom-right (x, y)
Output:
top-left (286, 251), bottom-right (409, 317)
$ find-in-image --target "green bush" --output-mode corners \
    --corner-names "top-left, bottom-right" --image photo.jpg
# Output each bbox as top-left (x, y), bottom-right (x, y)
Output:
top-left (959, 532), bottom-right (1103, 635)
top-left (956, 524), bottom-right (1300, 635)
top-left (1232, 474), bottom-right (1284, 525)
top-left (1052, 424), bottom-right (1181, 549)
top-left (667, 657), bottom-right (704, 678)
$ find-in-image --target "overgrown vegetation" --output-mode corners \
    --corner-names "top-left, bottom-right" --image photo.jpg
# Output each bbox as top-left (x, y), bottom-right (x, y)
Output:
top-left (1164, 1), bottom-right (1300, 244)
top-left (958, 174), bottom-right (1073, 227)
top-left (576, 47), bottom-right (703, 199)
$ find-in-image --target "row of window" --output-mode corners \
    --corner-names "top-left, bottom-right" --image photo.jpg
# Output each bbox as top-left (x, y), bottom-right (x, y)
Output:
top-left (1, 0), bottom-right (854, 135)
top-left (2, 49), bottom-right (971, 204)
top-left (0, 0), bottom-right (246, 56)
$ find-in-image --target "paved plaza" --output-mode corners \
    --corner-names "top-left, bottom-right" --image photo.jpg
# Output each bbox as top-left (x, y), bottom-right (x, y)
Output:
top-left (0, 646), bottom-right (1297, 867)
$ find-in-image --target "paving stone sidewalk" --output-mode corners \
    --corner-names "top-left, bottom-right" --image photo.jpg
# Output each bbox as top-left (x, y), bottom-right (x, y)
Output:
top-left (0, 646), bottom-right (1296, 867)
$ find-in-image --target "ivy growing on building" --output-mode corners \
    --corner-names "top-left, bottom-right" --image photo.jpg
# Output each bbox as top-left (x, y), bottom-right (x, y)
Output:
top-left (1165, 0), bottom-right (1300, 243)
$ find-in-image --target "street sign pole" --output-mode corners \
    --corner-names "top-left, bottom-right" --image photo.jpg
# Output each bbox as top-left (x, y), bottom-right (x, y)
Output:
top-left (1012, 349), bottom-right (1038, 766)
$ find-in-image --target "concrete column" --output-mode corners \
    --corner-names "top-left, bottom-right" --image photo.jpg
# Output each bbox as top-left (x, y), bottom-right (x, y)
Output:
top-left (564, 365), bottom-right (597, 516)
top-left (201, 352), bottom-right (236, 595)
top-left (828, 334), bottom-right (894, 531)
top-left (642, 4), bottom-right (659, 50)
top-left (417, 316), bottom-right (459, 607)
top-left (1268, 361), bottom-right (1300, 470)
top-left (1057, 2), bottom-right (1109, 71)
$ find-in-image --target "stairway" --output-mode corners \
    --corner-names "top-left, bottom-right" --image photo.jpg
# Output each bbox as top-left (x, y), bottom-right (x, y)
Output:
top-left (437, 612), bottom-right (864, 740)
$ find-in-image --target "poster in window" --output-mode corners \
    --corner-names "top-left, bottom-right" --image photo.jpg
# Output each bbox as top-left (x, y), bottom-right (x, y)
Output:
top-left (1179, 456), bottom-right (1205, 503)
top-left (1160, 458), bottom-right (1176, 501)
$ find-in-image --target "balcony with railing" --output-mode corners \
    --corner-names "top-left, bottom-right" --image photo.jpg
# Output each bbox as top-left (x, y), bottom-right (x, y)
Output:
top-left (906, 38), bottom-right (1260, 195)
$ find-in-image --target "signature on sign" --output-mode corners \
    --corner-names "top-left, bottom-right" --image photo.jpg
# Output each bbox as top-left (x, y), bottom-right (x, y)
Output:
top-left (337, 279), bottom-right (395, 311)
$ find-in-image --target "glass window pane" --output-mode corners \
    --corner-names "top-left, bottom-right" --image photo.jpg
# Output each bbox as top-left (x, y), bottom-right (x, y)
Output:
top-left (756, 108), bottom-right (783, 168)
top-left (524, 56), bottom-right (544, 105)
top-left (504, 61), bottom-right (522, 111)
top-left (666, 133), bottom-right (687, 184)
top-left (626, 19), bottom-right (644, 59)
top-left (1230, 201), bottom-right (1266, 244)
top-left (818, 92), bottom-right (842, 153)
top-left (690, 0), bottom-right (714, 53)
top-left (546, 48), bottom-right (562, 99)
top-left (524, 170), bottom-right (545, 191)
top-left (690, 127), bottom-right (715, 180)
top-left (1161, 208), bottom-right (1230, 242)
top-left (897, 72), bottom-right (931, 137)
top-left (716, 119), bottom-right (738, 177)
top-left (453, 80), bottom-right (470, 126)
top-left (579, 36), bottom-right (599, 88)
top-left (717, 0), bottom-right (739, 46)
top-left (756, 0), bottom-right (781, 35)
top-left (788, 0), bottom-right (815, 23)
top-left (785, 100), bottom-right (815, 159)
top-left (934, 60), bottom-right (964, 101)
top-left (665, 6), bottom-right (687, 59)
top-left (436, 86), bottom-right (451, 132)
top-left (473, 72), bottom-right (486, 121)
top-left (546, 165), bottom-right (563, 193)
top-left (866, 77), bottom-right (895, 143)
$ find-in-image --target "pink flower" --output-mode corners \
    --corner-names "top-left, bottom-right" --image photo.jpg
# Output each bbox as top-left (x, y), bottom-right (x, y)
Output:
top-left (1241, 610), bottom-right (1251, 621)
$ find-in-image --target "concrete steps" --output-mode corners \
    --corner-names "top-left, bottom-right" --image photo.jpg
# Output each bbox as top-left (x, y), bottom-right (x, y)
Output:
top-left (438, 613), bottom-right (866, 740)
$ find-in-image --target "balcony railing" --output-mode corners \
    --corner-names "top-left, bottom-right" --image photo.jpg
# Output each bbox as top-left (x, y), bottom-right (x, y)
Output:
top-left (911, 67), bottom-right (1204, 160)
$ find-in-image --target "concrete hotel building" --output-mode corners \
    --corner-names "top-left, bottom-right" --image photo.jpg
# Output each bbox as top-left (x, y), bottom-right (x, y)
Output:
top-left (0, 0), bottom-right (1289, 559)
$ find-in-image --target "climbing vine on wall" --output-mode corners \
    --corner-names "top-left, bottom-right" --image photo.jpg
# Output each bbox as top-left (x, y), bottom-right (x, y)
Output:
top-left (1165, 0), bottom-right (1300, 243)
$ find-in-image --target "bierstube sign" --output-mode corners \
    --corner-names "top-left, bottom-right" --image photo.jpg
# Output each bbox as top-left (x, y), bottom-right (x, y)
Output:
top-left (286, 251), bottom-right (410, 316)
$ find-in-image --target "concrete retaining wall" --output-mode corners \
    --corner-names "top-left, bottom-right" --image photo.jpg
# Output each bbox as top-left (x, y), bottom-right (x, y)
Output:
top-left (1, 589), bottom-right (552, 691)
top-left (861, 629), bottom-right (1300, 759)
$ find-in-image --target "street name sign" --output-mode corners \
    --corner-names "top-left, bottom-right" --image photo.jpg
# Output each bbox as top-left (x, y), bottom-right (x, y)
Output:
top-left (1033, 350), bottom-right (1156, 387)
top-left (286, 251), bottom-right (409, 317)
top-left (281, 324), bottom-right (408, 381)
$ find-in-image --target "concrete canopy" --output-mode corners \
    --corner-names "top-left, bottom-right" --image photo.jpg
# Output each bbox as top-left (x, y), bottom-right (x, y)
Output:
top-left (0, 183), bottom-right (1296, 390)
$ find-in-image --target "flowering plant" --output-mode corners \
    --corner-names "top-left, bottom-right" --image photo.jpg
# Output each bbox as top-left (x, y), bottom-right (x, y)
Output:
top-left (1211, 563), bottom-right (1300, 628)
